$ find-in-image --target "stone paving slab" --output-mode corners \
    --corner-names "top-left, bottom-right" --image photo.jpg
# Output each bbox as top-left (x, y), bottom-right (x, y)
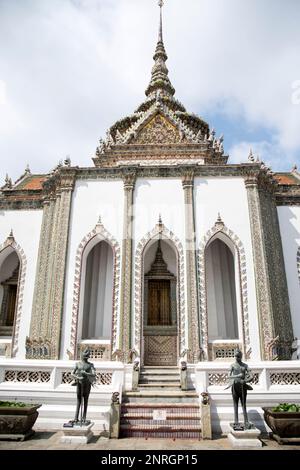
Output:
top-left (0, 431), bottom-right (299, 450)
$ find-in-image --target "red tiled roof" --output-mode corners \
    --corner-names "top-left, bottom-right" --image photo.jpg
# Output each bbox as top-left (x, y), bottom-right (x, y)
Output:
top-left (14, 175), bottom-right (46, 191)
top-left (274, 173), bottom-right (300, 186)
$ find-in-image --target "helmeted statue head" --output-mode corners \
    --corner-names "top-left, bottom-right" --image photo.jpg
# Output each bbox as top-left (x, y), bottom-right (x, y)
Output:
top-left (234, 348), bottom-right (243, 360)
top-left (81, 348), bottom-right (90, 360)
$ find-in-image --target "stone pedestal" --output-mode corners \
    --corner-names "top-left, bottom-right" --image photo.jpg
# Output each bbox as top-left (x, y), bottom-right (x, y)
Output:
top-left (228, 425), bottom-right (262, 448)
top-left (60, 423), bottom-right (94, 444)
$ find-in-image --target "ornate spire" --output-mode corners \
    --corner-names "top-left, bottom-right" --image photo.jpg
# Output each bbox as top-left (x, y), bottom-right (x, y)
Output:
top-left (145, 1), bottom-right (175, 98)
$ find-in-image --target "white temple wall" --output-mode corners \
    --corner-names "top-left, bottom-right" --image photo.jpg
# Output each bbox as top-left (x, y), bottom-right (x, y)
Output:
top-left (0, 210), bottom-right (43, 358)
top-left (194, 177), bottom-right (261, 360)
top-left (61, 179), bottom-right (124, 360)
top-left (277, 206), bottom-right (300, 339)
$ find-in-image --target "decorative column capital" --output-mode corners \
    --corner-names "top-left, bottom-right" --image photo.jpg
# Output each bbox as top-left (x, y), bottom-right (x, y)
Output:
top-left (244, 172), bottom-right (259, 188)
top-left (58, 168), bottom-right (78, 192)
top-left (182, 171), bottom-right (194, 189)
top-left (123, 171), bottom-right (136, 191)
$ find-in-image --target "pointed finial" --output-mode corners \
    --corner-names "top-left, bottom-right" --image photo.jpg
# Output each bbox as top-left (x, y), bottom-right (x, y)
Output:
top-left (8, 229), bottom-right (14, 239)
top-left (248, 148), bottom-right (255, 163)
top-left (5, 174), bottom-right (12, 188)
top-left (97, 215), bottom-right (102, 225)
top-left (145, 0), bottom-right (175, 97)
top-left (292, 163), bottom-right (298, 172)
top-left (158, 213), bottom-right (162, 226)
top-left (215, 213), bottom-right (224, 228)
top-left (158, 1), bottom-right (164, 42)
top-left (64, 155), bottom-right (71, 167)
top-left (25, 164), bottom-right (31, 175)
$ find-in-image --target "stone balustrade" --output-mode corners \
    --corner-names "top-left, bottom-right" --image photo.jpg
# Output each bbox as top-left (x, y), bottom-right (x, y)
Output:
top-left (0, 359), bottom-right (124, 395)
top-left (194, 361), bottom-right (300, 392)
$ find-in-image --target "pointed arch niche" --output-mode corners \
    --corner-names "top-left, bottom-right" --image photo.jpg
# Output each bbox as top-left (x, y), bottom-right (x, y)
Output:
top-left (198, 217), bottom-right (251, 361)
top-left (69, 219), bottom-right (121, 360)
top-left (134, 219), bottom-right (186, 364)
top-left (0, 232), bottom-right (26, 357)
top-left (297, 247), bottom-right (300, 285)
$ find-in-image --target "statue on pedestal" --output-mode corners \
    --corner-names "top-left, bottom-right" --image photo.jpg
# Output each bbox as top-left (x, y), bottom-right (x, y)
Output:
top-left (64, 348), bottom-right (96, 427)
top-left (226, 348), bottom-right (254, 430)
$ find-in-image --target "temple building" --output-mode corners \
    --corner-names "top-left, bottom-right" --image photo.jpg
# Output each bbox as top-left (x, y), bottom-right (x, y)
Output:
top-left (0, 2), bottom-right (299, 437)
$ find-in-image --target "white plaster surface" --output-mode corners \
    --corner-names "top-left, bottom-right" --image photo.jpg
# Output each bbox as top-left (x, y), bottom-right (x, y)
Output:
top-left (277, 206), bottom-right (300, 339)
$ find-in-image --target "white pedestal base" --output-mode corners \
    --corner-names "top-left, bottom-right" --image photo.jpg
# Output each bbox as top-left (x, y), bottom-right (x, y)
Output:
top-left (228, 425), bottom-right (262, 448)
top-left (60, 423), bottom-right (94, 444)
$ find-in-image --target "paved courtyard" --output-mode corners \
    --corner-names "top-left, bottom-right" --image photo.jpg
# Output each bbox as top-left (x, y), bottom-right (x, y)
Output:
top-left (0, 431), bottom-right (299, 450)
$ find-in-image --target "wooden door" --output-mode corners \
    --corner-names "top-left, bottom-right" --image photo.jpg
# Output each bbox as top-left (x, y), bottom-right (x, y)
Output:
top-left (148, 280), bottom-right (171, 326)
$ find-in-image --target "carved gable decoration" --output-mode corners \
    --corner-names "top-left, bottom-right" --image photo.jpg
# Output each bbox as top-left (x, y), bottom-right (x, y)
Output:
top-left (133, 114), bottom-right (182, 145)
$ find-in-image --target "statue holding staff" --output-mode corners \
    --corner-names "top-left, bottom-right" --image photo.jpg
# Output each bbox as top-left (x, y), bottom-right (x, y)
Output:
top-left (69, 348), bottom-right (96, 426)
top-left (226, 348), bottom-right (254, 430)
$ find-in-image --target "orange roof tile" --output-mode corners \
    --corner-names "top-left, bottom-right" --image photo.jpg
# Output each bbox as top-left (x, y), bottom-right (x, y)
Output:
top-left (274, 173), bottom-right (300, 186)
top-left (14, 175), bottom-right (46, 191)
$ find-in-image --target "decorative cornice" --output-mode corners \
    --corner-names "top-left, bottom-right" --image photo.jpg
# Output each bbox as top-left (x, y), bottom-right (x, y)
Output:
top-left (1, 163), bottom-right (299, 208)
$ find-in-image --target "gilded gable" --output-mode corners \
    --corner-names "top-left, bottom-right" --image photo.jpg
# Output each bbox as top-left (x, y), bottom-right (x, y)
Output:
top-left (133, 114), bottom-right (182, 145)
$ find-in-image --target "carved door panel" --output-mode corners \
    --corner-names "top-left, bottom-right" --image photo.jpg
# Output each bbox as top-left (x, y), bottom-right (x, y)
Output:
top-left (144, 279), bottom-right (177, 366)
top-left (148, 280), bottom-right (171, 326)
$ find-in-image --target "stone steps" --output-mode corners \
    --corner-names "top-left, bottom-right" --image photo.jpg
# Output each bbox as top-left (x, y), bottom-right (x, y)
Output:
top-left (123, 390), bottom-right (199, 403)
top-left (138, 382), bottom-right (181, 389)
top-left (120, 403), bottom-right (201, 439)
top-left (139, 367), bottom-right (181, 390)
top-left (120, 366), bottom-right (200, 438)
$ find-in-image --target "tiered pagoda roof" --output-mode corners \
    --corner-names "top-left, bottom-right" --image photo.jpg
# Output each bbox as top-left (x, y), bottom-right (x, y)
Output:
top-left (93, 1), bottom-right (226, 168)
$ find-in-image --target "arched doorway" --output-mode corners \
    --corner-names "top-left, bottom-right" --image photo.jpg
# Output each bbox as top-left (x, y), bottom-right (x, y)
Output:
top-left (205, 237), bottom-right (239, 345)
top-left (78, 240), bottom-right (114, 350)
top-left (143, 239), bottom-right (178, 366)
top-left (0, 250), bottom-right (20, 337)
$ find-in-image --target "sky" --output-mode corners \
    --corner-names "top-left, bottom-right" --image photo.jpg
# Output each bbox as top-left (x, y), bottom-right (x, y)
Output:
top-left (0, 0), bottom-right (300, 182)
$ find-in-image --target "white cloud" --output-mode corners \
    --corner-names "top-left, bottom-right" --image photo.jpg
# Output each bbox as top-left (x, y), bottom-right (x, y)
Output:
top-left (0, 0), bottom-right (299, 181)
top-left (0, 80), bottom-right (6, 105)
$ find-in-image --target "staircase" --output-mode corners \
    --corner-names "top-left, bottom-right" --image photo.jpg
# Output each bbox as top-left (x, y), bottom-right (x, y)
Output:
top-left (120, 366), bottom-right (201, 439)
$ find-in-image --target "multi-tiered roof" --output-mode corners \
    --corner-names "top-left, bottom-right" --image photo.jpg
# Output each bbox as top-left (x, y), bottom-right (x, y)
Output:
top-left (93, 1), bottom-right (227, 167)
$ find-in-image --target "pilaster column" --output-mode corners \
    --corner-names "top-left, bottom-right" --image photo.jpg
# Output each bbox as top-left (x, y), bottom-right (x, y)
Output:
top-left (49, 179), bottom-right (75, 359)
top-left (258, 183), bottom-right (293, 358)
top-left (182, 172), bottom-right (200, 362)
top-left (27, 168), bottom-right (76, 359)
top-left (30, 199), bottom-right (52, 337)
top-left (245, 174), bottom-right (293, 359)
top-left (28, 186), bottom-right (56, 349)
top-left (119, 172), bottom-right (136, 362)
